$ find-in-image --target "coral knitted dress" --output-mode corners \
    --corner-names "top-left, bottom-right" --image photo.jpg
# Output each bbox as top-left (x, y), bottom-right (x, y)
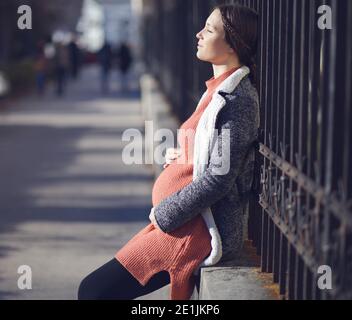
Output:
top-left (115, 67), bottom-right (239, 300)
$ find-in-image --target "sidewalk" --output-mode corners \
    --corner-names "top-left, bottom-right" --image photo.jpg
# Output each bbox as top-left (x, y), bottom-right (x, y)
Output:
top-left (0, 65), bottom-right (168, 299)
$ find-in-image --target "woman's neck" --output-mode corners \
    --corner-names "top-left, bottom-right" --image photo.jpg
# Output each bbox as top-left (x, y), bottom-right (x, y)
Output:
top-left (212, 63), bottom-right (242, 79)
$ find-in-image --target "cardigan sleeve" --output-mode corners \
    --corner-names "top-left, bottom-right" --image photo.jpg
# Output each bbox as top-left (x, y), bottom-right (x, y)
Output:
top-left (153, 93), bottom-right (259, 233)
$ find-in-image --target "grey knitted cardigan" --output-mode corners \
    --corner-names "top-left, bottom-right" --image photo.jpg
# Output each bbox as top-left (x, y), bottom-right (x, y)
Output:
top-left (153, 66), bottom-right (260, 269)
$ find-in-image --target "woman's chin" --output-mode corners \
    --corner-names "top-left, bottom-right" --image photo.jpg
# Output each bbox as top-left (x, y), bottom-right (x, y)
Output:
top-left (196, 51), bottom-right (207, 62)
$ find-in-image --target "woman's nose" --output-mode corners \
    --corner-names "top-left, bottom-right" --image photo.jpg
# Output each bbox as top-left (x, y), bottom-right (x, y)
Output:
top-left (196, 30), bottom-right (202, 40)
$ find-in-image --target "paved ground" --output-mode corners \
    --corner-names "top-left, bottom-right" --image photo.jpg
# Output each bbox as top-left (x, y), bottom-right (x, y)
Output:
top-left (0, 65), bottom-right (169, 299)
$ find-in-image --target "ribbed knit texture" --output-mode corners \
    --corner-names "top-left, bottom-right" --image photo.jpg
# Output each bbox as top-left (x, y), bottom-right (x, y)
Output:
top-left (115, 66), bottom-right (239, 300)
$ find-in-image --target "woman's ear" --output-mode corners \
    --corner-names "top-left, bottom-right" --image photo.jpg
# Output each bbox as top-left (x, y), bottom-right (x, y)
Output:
top-left (223, 37), bottom-right (235, 54)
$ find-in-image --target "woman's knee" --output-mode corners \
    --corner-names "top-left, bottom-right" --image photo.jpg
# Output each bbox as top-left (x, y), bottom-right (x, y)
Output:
top-left (78, 259), bottom-right (129, 300)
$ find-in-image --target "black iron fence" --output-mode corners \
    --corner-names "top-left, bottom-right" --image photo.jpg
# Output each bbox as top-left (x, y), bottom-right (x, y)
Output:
top-left (141, 0), bottom-right (352, 300)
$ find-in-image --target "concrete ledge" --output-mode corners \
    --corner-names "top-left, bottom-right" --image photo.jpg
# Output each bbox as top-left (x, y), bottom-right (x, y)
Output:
top-left (197, 241), bottom-right (281, 300)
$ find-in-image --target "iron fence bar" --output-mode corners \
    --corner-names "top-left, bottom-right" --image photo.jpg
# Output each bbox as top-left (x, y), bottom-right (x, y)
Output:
top-left (302, 264), bottom-right (311, 300)
top-left (278, 232), bottom-right (288, 296)
top-left (270, 0), bottom-right (280, 282)
top-left (345, 0), bottom-right (352, 200)
top-left (286, 243), bottom-right (296, 300)
top-left (273, 224), bottom-right (280, 283)
top-left (320, 0), bottom-right (337, 300)
top-left (267, 214), bottom-right (274, 273)
top-left (295, 254), bottom-right (304, 300)
top-left (261, 208), bottom-right (269, 272)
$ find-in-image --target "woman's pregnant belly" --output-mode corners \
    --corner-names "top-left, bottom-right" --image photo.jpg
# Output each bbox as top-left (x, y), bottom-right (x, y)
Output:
top-left (152, 163), bottom-right (194, 207)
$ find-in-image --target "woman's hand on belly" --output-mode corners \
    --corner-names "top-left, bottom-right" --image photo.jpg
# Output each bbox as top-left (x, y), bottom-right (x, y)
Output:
top-left (163, 148), bottom-right (181, 168)
top-left (149, 207), bottom-right (163, 231)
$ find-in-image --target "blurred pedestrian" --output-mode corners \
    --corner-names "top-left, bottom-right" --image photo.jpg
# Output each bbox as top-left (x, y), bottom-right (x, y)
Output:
top-left (116, 42), bottom-right (133, 92)
top-left (53, 41), bottom-right (70, 96)
top-left (68, 34), bottom-right (81, 80)
top-left (98, 41), bottom-right (113, 94)
top-left (34, 41), bottom-right (48, 95)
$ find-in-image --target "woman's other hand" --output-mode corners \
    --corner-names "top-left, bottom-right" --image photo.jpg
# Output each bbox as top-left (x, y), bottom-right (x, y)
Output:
top-left (163, 148), bottom-right (181, 169)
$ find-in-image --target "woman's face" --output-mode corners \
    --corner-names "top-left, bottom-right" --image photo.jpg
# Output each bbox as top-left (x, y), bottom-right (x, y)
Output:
top-left (196, 9), bottom-right (234, 64)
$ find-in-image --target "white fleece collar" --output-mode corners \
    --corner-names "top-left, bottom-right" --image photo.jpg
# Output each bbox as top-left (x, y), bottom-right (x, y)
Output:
top-left (214, 65), bottom-right (250, 94)
top-left (196, 66), bottom-right (250, 111)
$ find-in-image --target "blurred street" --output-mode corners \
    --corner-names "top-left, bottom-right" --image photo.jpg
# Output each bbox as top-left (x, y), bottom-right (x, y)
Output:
top-left (0, 65), bottom-right (165, 299)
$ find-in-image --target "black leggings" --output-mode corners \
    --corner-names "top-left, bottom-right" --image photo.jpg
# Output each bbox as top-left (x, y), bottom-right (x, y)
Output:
top-left (78, 258), bottom-right (171, 300)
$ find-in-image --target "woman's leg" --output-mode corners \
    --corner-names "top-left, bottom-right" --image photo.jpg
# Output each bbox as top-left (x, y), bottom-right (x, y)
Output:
top-left (78, 258), bottom-right (170, 300)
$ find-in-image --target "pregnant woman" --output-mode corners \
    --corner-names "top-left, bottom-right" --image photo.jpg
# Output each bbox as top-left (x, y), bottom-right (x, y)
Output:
top-left (78, 3), bottom-right (260, 300)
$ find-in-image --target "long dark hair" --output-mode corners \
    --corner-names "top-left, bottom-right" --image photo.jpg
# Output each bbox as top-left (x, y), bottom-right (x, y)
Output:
top-left (212, 4), bottom-right (258, 85)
